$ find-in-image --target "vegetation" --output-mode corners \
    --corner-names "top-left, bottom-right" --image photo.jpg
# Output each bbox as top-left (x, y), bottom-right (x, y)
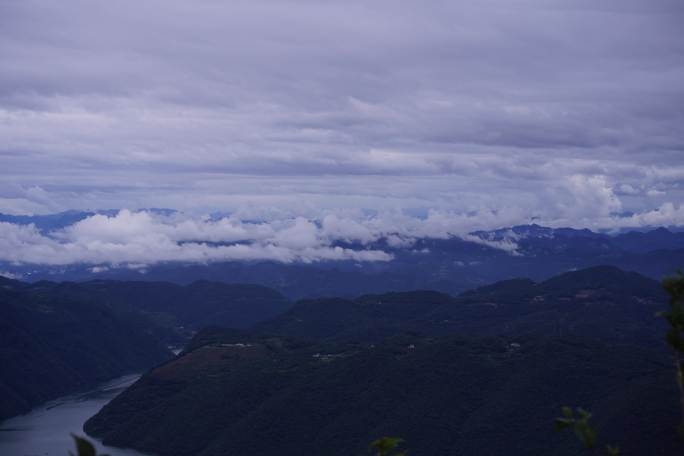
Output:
top-left (69, 434), bottom-right (407, 456)
top-left (18, 266), bottom-right (684, 455)
top-left (0, 277), bottom-right (173, 421)
top-left (369, 437), bottom-right (406, 456)
top-left (661, 270), bottom-right (684, 436)
top-left (0, 276), bottom-right (290, 421)
top-left (256, 266), bottom-right (666, 345)
top-left (554, 407), bottom-right (619, 455)
top-left (84, 267), bottom-right (680, 455)
top-left (70, 435), bottom-right (108, 456)
top-left (555, 269), bottom-right (684, 453)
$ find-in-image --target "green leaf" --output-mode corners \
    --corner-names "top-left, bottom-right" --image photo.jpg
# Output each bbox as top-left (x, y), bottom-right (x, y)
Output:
top-left (554, 418), bottom-right (573, 431)
top-left (605, 444), bottom-right (621, 455)
top-left (577, 408), bottom-right (592, 420)
top-left (71, 435), bottom-right (96, 456)
top-left (370, 436), bottom-right (404, 456)
top-left (583, 425), bottom-right (597, 449)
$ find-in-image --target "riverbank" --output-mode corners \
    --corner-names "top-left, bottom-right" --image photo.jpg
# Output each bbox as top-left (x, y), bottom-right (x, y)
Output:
top-left (0, 374), bottom-right (151, 456)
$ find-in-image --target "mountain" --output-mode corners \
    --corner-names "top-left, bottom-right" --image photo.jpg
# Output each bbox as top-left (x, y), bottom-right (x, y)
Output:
top-left (0, 276), bottom-right (172, 421)
top-left (0, 277), bottom-right (290, 422)
top-left (85, 337), bottom-right (679, 456)
top-left (3, 223), bottom-right (683, 299)
top-left (255, 266), bottom-right (667, 344)
top-left (8, 279), bottom-right (290, 335)
top-left (609, 227), bottom-right (684, 253)
top-left (473, 224), bottom-right (684, 253)
top-left (85, 266), bottom-right (682, 455)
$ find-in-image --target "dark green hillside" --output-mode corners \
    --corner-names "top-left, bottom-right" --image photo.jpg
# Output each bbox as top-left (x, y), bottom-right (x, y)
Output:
top-left (85, 266), bottom-right (682, 455)
top-left (256, 266), bottom-right (667, 345)
top-left (85, 333), bottom-right (680, 456)
top-left (458, 277), bottom-right (536, 300)
top-left (43, 279), bottom-right (290, 332)
top-left (255, 290), bottom-right (453, 342)
top-left (0, 278), bottom-right (172, 421)
top-left (0, 277), bottom-right (289, 422)
top-left (535, 265), bottom-right (664, 297)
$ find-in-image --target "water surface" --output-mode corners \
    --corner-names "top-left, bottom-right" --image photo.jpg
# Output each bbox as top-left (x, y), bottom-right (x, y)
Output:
top-left (0, 374), bottom-right (151, 456)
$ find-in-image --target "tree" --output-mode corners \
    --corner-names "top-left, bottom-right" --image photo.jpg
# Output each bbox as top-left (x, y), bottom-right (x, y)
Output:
top-left (557, 270), bottom-right (684, 453)
top-left (661, 270), bottom-right (684, 437)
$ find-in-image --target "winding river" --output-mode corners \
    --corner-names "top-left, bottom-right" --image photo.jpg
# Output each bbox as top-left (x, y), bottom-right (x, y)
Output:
top-left (0, 374), bottom-right (151, 456)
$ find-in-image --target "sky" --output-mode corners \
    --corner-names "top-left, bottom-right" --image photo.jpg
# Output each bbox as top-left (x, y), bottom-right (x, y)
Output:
top-left (1, 1), bottom-right (684, 266)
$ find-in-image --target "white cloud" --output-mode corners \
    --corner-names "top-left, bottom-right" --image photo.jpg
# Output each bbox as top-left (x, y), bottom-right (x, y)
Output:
top-left (270, 218), bottom-right (320, 250)
top-left (0, 211), bottom-right (393, 266)
top-left (563, 175), bottom-right (622, 218)
top-left (615, 202), bottom-right (684, 228)
top-left (321, 214), bottom-right (378, 244)
top-left (461, 234), bottom-right (521, 255)
top-left (617, 183), bottom-right (640, 195)
top-left (1, 203), bottom-right (682, 268)
top-left (0, 270), bottom-right (23, 280)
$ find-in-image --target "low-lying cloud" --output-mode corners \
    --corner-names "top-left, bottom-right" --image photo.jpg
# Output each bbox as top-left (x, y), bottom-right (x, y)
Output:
top-left (0, 211), bottom-right (391, 267)
top-left (1, 204), bottom-right (683, 268)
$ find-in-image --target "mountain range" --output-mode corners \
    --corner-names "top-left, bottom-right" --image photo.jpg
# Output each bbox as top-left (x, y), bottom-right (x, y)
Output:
top-left (2, 213), bottom-right (682, 453)
top-left (0, 277), bottom-right (289, 421)
top-left (84, 266), bottom-right (683, 455)
top-left (3, 212), bottom-right (684, 299)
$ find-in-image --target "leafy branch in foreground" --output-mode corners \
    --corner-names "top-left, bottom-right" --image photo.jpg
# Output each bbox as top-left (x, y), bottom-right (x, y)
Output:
top-left (69, 434), bottom-right (109, 456)
top-left (661, 270), bottom-right (684, 437)
top-left (554, 406), bottom-right (619, 455)
top-left (69, 434), bottom-right (407, 456)
top-left (369, 436), bottom-right (407, 456)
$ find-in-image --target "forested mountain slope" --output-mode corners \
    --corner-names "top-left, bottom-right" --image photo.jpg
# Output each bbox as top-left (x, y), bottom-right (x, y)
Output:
top-left (85, 266), bottom-right (682, 455)
top-left (0, 277), bottom-right (290, 421)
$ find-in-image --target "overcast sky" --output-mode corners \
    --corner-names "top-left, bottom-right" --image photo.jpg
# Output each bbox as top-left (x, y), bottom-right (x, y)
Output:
top-left (1, 0), bottom-right (683, 232)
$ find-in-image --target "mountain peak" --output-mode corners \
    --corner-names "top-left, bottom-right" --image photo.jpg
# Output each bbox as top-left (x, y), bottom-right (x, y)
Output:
top-left (539, 265), bottom-right (661, 297)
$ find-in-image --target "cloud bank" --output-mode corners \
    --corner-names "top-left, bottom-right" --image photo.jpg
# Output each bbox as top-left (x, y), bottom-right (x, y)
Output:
top-left (0, 211), bottom-right (392, 266)
top-left (1, 204), bottom-right (683, 268)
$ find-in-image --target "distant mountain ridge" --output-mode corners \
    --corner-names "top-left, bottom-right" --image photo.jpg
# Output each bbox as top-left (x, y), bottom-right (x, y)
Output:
top-left (46, 279), bottom-right (291, 331)
top-left (2, 211), bottom-right (683, 299)
top-left (3, 229), bottom-right (683, 300)
top-left (255, 266), bottom-right (667, 344)
top-left (471, 223), bottom-right (684, 254)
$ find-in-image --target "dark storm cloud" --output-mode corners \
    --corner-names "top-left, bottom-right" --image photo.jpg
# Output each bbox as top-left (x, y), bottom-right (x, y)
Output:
top-left (0, 0), bottom-right (683, 229)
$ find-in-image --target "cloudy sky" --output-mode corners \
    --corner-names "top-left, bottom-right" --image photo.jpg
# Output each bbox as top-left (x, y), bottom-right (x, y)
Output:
top-left (1, 0), bottom-right (684, 259)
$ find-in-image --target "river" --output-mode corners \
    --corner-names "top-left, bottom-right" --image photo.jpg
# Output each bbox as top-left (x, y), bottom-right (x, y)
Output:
top-left (0, 374), bottom-right (152, 456)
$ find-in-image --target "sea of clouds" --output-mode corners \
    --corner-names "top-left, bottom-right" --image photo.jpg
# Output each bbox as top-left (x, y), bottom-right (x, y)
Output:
top-left (1, 202), bottom-right (683, 268)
